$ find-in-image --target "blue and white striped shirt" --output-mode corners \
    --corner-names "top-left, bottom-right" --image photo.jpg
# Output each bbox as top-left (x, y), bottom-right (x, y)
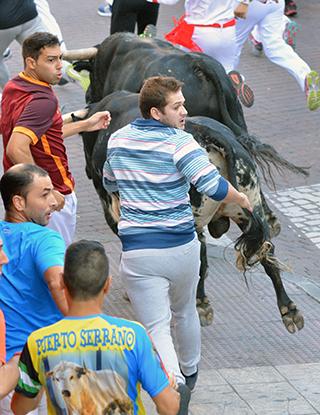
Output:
top-left (103, 118), bottom-right (228, 251)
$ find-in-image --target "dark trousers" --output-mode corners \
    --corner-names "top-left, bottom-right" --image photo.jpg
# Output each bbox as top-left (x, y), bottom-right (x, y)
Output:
top-left (110, 0), bottom-right (159, 35)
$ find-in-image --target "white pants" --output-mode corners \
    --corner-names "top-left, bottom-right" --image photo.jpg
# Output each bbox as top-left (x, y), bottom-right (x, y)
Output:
top-left (251, 14), bottom-right (290, 43)
top-left (47, 191), bottom-right (77, 247)
top-left (34, 0), bottom-right (66, 52)
top-left (235, 0), bottom-right (310, 91)
top-left (0, 391), bottom-right (47, 414)
top-left (192, 25), bottom-right (236, 73)
top-left (120, 237), bottom-right (201, 384)
top-left (0, 16), bottom-right (46, 88)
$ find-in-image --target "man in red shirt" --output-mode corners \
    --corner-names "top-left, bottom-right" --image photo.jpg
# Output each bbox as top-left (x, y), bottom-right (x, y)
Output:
top-left (1, 32), bottom-right (111, 246)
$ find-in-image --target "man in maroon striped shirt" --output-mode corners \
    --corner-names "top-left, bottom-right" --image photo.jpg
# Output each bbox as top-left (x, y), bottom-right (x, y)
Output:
top-left (1, 32), bottom-right (111, 246)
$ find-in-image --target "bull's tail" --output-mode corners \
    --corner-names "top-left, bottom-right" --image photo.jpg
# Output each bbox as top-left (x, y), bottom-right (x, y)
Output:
top-left (234, 210), bottom-right (288, 273)
top-left (190, 53), bottom-right (248, 137)
top-left (237, 133), bottom-right (309, 189)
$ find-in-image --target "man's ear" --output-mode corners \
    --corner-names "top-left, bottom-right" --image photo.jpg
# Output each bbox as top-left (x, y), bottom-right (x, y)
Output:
top-left (103, 276), bottom-right (112, 295)
top-left (150, 107), bottom-right (161, 121)
top-left (25, 56), bottom-right (37, 70)
top-left (12, 195), bottom-right (26, 212)
top-left (60, 273), bottom-right (66, 290)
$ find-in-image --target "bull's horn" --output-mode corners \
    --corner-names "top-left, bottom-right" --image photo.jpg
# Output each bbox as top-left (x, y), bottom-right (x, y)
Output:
top-left (62, 108), bottom-right (89, 124)
top-left (62, 47), bottom-right (98, 62)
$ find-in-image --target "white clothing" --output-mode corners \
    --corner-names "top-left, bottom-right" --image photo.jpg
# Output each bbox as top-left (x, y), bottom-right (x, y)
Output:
top-left (235, 0), bottom-right (311, 91)
top-left (251, 14), bottom-right (290, 43)
top-left (120, 237), bottom-right (201, 384)
top-left (47, 191), bottom-right (77, 247)
top-left (148, 0), bottom-right (238, 71)
top-left (34, 0), bottom-right (65, 51)
top-left (0, 16), bottom-right (46, 88)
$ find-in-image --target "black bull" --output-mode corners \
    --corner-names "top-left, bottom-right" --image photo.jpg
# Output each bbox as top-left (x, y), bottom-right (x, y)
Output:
top-left (81, 91), bottom-right (304, 334)
top-left (79, 32), bottom-right (307, 191)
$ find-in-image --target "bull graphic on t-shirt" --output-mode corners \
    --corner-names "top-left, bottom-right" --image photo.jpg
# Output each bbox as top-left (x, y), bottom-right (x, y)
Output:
top-left (46, 361), bottom-right (133, 414)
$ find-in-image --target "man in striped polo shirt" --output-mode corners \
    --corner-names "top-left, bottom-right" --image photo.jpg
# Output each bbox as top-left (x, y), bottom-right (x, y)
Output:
top-left (103, 76), bottom-right (252, 396)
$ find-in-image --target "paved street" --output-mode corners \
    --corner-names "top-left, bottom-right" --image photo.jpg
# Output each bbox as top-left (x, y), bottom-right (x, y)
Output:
top-left (2, 0), bottom-right (320, 413)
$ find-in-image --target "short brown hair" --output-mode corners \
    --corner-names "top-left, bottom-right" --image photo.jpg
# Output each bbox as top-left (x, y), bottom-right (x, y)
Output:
top-left (63, 240), bottom-right (110, 301)
top-left (22, 32), bottom-right (60, 62)
top-left (0, 164), bottom-right (49, 211)
top-left (139, 76), bottom-right (184, 119)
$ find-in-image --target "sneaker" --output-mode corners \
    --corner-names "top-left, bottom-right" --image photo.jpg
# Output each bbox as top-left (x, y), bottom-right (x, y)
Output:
top-left (181, 368), bottom-right (198, 392)
top-left (305, 71), bottom-right (320, 111)
top-left (66, 64), bottom-right (90, 92)
top-left (177, 383), bottom-right (191, 415)
top-left (3, 47), bottom-right (12, 61)
top-left (283, 20), bottom-right (299, 50)
top-left (97, 3), bottom-right (112, 17)
top-left (248, 33), bottom-right (263, 57)
top-left (140, 24), bottom-right (157, 38)
top-left (285, 1), bottom-right (297, 17)
top-left (228, 70), bottom-right (255, 108)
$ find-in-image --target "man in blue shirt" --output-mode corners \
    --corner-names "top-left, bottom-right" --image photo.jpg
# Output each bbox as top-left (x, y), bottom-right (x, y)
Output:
top-left (0, 164), bottom-right (67, 413)
top-left (12, 239), bottom-right (180, 415)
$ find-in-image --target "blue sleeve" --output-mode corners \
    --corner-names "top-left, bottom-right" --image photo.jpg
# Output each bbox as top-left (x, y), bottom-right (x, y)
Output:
top-left (103, 158), bottom-right (119, 193)
top-left (34, 230), bottom-right (65, 276)
top-left (136, 327), bottom-right (169, 398)
top-left (173, 133), bottom-right (229, 201)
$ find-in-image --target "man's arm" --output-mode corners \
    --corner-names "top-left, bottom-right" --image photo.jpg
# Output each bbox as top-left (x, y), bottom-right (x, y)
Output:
top-left (11, 341), bottom-right (43, 414)
top-left (0, 355), bottom-right (20, 400)
top-left (62, 111), bottom-right (111, 138)
top-left (152, 386), bottom-right (179, 415)
top-left (6, 132), bottom-right (34, 164)
top-left (44, 266), bottom-right (68, 315)
top-left (173, 134), bottom-right (252, 211)
top-left (11, 390), bottom-right (43, 415)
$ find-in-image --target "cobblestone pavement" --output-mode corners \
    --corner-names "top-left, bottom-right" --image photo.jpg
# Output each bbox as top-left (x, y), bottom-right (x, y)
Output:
top-left (2, 0), bottom-right (320, 413)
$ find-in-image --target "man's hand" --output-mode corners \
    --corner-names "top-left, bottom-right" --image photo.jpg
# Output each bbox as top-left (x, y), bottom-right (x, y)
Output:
top-left (52, 190), bottom-right (65, 211)
top-left (238, 192), bottom-right (253, 212)
top-left (234, 3), bottom-right (249, 19)
top-left (85, 111), bottom-right (111, 132)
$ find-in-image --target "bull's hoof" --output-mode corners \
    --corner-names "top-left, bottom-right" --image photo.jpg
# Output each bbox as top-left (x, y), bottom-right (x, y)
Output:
top-left (280, 302), bottom-right (304, 333)
top-left (270, 220), bottom-right (281, 238)
top-left (196, 296), bottom-right (214, 327)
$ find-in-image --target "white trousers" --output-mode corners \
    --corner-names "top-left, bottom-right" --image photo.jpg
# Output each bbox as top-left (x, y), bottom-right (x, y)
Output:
top-left (235, 0), bottom-right (310, 91)
top-left (192, 25), bottom-right (236, 73)
top-left (251, 14), bottom-right (290, 43)
top-left (34, 0), bottom-right (66, 52)
top-left (47, 191), bottom-right (77, 248)
top-left (0, 16), bottom-right (46, 88)
top-left (120, 237), bottom-right (201, 384)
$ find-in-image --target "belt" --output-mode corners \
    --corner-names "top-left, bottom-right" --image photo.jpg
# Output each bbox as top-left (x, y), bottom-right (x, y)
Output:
top-left (192, 18), bottom-right (236, 29)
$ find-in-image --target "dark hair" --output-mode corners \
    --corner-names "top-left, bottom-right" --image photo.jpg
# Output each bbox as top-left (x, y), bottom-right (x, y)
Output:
top-left (63, 240), bottom-right (110, 301)
top-left (22, 32), bottom-right (60, 62)
top-left (0, 164), bottom-right (49, 210)
top-left (139, 76), bottom-right (184, 119)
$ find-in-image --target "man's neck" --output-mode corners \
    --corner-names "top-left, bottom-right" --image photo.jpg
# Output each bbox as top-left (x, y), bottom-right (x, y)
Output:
top-left (4, 211), bottom-right (27, 224)
top-left (66, 299), bottom-right (103, 317)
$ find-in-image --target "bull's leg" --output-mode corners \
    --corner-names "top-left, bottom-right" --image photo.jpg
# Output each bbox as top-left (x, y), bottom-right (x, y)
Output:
top-left (260, 191), bottom-right (281, 238)
top-left (196, 230), bottom-right (214, 326)
top-left (261, 256), bottom-right (304, 333)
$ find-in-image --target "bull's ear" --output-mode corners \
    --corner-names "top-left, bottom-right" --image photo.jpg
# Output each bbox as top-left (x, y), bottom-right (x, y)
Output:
top-left (76, 365), bottom-right (87, 378)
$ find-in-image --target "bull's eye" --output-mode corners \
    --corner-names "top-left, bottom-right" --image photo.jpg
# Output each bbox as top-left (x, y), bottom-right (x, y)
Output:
top-left (70, 376), bottom-right (74, 380)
